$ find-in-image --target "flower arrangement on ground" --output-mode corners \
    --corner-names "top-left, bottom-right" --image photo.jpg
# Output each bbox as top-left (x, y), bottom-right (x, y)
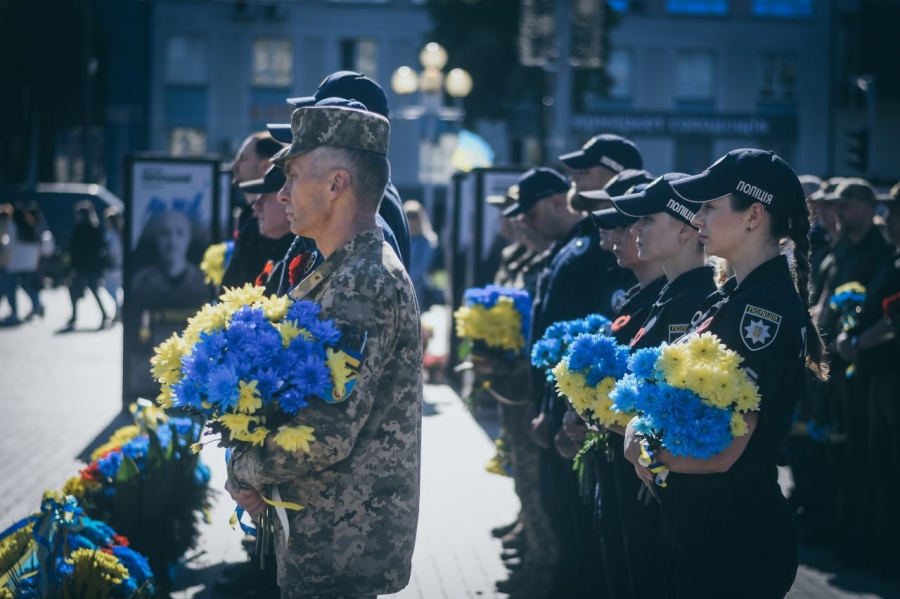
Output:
top-left (610, 332), bottom-right (761, 489)
top-left (199, 240), bottom-right (234, 287)
top-left (552, 333), bottom-right (632, 428)
top-left (61, 400), bottom-right (210, 587)
top-left (0, 490), bottom-right (154, 598)
top-left (454, 285), bottom-right (532, 359)
top-left (530, 314), bottom-right (611, 381)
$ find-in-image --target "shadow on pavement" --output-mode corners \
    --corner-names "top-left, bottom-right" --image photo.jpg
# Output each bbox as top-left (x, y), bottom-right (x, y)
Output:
top-left (75, 409), bottom-right (133, 462)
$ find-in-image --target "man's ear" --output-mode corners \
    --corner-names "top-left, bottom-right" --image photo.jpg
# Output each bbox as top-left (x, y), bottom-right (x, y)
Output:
top-left (329, 168), bottom-right (352, 197)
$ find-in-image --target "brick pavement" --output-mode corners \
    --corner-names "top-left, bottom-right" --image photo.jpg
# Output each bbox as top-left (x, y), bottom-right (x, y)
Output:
top-left (3, 289), bottom-right (900, 598)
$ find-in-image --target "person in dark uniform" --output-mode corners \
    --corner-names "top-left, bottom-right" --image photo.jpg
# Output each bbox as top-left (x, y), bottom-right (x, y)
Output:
top-left (578, 201), bottom-right (668, 599)
top-left (222, 132), bottom-right (285, 288)
top-left (505, 167), bottom-right (610, 598)
top-left (559, 133), bottom-right (644, 212)
top-left (237, 166), bottom-right (296, 295)
top-left (833, 188), bottom-right (900, 571)
top-left (623, 149), bottom-right (829, 599)
top-left (603, 173), bottom-right (717, 598)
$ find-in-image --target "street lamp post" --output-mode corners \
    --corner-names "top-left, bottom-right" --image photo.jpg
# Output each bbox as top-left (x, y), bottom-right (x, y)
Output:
top-left (391, 43), bottom-right (473, 218)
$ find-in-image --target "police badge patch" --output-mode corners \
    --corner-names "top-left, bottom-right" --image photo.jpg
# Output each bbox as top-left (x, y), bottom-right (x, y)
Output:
top-left (740, 304), bottom-right (781, 351)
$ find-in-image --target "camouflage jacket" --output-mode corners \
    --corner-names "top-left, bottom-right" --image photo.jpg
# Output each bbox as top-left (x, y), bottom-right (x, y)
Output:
top-left (228, 226), bottom-right (423, 597)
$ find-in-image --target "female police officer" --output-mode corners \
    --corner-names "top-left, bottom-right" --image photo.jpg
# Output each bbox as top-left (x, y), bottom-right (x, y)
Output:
top-left (604, 173), bottom-right (718, 598)
top-left (624, 149), bottom-right (828, 598)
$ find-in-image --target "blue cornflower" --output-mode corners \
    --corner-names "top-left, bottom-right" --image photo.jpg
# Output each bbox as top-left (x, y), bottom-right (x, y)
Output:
top-left (205, 364), bottom-right (241, 411)
top-left (629, 347), bottom-right (662, 380)
top-left (194, 461), bottom-right (212, 485)
top-left (306, 318), bottom-right (341, 345)
top-left (96, 451), bottom-right (123, 478)
top-left (277, 388), bottom-right (309, 415)
top-left (49, 556), bottom-right (75, 584)
top-left (112, 545), bottom-right (153, 585)
top-left (121, 436), bottom-right (150, 461)
top-left (79, 517), bottom-right (117, 546)
top-left (531, 338), bottom-right (562, 369)
top-left (291, 354), bottom-right (332, 400)
top-left (287, 300), bottom-right (322, 329)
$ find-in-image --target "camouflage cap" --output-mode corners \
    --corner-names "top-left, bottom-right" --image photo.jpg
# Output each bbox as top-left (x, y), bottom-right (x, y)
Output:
top-left (271, 106), bottom-right (390, 167)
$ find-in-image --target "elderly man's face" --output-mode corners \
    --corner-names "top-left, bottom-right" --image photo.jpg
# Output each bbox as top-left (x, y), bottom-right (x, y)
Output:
top-left (278, 154), bottom-right (331, 239)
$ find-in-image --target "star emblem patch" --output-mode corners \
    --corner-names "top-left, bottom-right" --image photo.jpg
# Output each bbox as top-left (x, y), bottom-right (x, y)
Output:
top-left (740, 304), bottom-right (781, 351)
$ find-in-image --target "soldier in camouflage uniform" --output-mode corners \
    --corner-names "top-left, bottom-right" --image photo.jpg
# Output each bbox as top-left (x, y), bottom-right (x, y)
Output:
top-left (226, 103), bottom-right (423, 599)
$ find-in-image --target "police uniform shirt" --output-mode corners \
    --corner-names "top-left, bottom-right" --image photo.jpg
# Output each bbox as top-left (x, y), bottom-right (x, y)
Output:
top-left (609, 277), bottom-right (667, 346)
top-left (629, 266), bottom-right (717, 350)
top-left (379, 181), bottom-right (411, 270)
top-left (222, 207), bottom-right (272, 288)
top-left (680, 255), bottom-right (806, 480)
top-left (229, 227), bottom-right (422, 596)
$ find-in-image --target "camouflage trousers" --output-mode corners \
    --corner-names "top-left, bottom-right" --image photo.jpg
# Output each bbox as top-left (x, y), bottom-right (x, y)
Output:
top-left (495, 394), bottom-right (560, 573)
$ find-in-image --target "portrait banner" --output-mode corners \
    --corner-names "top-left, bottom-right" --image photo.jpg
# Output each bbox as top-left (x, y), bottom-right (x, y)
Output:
top-left (122, 155), bottom-right (222, 405)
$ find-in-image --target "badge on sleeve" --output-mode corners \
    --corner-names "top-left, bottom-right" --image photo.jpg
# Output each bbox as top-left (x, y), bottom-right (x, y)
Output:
top-left (325, 325), bottom-right (368, 403)
top-left (611, 289), bottom-right (628, 313)
top-left (740, 304), bottom-right (781, 351)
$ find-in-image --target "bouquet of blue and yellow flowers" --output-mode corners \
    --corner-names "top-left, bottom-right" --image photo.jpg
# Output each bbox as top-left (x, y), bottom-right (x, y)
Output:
top-left (454, 285), bottom-right (532, 359)
top-left (61, 401), bottom-right (210, 586)
top-left (199, 240), bottom-right (234, 287)
top-left (830, 281), bottom-right (866, 332)
top-left (610, 332), bottom-right (761, 489)
top-left (151, 284), bottom-right (354, 454)
top-left (552, 333), bottom-right (632, 428)
top-left (150, 284), bottom-right (359, 567)
top-left (530, 314), bottom-right (611, 381)
top-left (0, 491), bottom-right (154, 598)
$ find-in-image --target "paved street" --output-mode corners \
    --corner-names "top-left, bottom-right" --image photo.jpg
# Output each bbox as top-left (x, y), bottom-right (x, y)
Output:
top-left (2, 287), bottom-right (899, 598)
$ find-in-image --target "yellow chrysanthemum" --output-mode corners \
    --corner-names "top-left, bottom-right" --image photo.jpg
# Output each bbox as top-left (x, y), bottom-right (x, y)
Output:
top-left (236, 380), bottom-right (263, 414)
top-left (150, 333), bottom-right (188, 384)
top-left (553, 362), bottom-right (592, 413)
top-left (219, 284), bottom-right (266, 310)
top-left (62, 476), bottom-right (101, 500)
top-left (454, 299), bottom-right (525, 353)
top-left (326, 348), bottom-right (354, 399)
top-left (90, 425), bottom-right (141, 461)
top-left (273, 425), bottom-right (316, 452)
top-left (183, 303), bottom-right (231, 345)
top-left (157, 385), bottom-right (174, 409)
top-left (0, 523), bottom-right (33, 570)
top-left (262, 294), bottom-right (291, 322)
top-left (278, 321), bottom-right (310, 347)
top-left (218, 414), bottom-right (269, 446)
top-left (0, 586), bottom-right (14, 599)
top-left (730, 413), bottom-right (750, 437)
top-left (200, 242), bottom-right (228, 285)
top-left (733, 377), bottom-right (762, 413)
top-left (657, 344), bottom-right (689, 381)
top-left (591, 377), bottom-right (633, 428)
top-left (70, 548), bottom-right (129, 586)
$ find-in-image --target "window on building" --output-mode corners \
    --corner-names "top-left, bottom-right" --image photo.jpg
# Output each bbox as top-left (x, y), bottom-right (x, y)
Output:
top-left (606, 49), bottom-right (634, 100)
top-left (758, 54), bottom-right (797, 102)
top-left (253, 39), bottom-right (293, 87)
top-left (676, 50), bottom-right (716, 101)
top-left (667, 0), bottom-right (728, 15)
top-left (165, 36), bottom-right (207, 84)
top-left (340, 39), bottom-right (378, 82)
top-left (752, 0), bottom-right (811, 17)
top-left (168, 128), bottom-right (207, 156)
